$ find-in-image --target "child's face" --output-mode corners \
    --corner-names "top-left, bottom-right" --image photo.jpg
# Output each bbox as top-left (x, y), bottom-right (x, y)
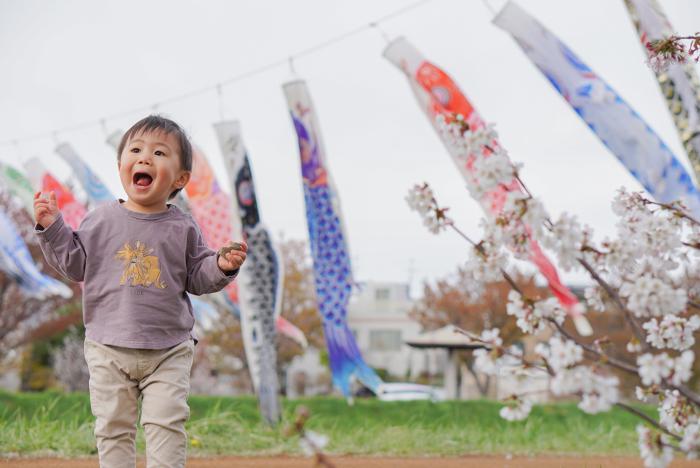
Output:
top-left (118, 130), bottom-right (190, 211)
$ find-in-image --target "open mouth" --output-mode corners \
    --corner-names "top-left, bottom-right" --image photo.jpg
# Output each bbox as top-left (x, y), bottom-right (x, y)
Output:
top-left (133, 172), bottom-right (153, 187)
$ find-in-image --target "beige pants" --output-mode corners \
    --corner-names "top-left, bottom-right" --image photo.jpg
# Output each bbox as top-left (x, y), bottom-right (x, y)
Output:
top-left (83, 337), bottom-right (195, 468)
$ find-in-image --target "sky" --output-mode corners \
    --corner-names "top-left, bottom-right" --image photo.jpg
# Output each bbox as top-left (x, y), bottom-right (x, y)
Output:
top-left (1, 0), bottom-right (699, 296)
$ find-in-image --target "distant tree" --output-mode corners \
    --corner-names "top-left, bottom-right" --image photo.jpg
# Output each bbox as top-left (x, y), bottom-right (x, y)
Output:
top-left (411, 269), bottom-right (545, 396)
top-left (0, 191), bottom-right (80, 353)
top-left (275, 236), bottom-right (324, 392)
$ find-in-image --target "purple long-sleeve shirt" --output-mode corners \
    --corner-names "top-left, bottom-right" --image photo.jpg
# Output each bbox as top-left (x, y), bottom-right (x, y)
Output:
top-left (36, 200), bottom-right (236, 349)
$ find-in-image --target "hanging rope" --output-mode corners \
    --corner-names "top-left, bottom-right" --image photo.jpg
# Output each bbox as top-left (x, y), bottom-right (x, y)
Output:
top-left (0, 0), bottom-right (435, 148)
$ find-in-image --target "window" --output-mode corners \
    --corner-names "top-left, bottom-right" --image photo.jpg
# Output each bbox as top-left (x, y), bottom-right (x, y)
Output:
top-left (369, 330), bottom-right (402, 351)
top-left (375, 288), bottom-right (390, 301)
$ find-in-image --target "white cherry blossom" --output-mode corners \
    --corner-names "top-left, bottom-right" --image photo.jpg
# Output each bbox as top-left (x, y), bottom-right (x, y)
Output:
top-left (507, 291), bottom-right (564, 335)
top-left (535, 337), bottom-right (583, 372)
top-left (637, 353), bottom-right (674, 386)
top-left (659, 390), bottom-right (698, 434)
top-left (479, 328), bottom-right (502, 346)
top-left (637, 425), bottom-right (673, 468)
top-left (542, 212), bottom-right (585, 271)
top-left (643, 316), bottom-right (700, 351)
top-left (636, 386), bottom-right (649, 402)
top-left (404, 184), bottom-right (433, 216)
top-left (499, 396), bottom-right (533, 422)
top-left (670, 351), bottom-right (694, 386)
top-left (469, 150), bottom-right (516, 195)
top-left (681, 423), bottom-right (700, 454)
top-left (619, 274), bottom-right (686, 318)
top-left (405, 184), bottom-right (452, 235)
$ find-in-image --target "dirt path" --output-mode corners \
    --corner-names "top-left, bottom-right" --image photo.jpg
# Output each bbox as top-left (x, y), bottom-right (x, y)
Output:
top-left (1, 456), bottom-right (699, 467)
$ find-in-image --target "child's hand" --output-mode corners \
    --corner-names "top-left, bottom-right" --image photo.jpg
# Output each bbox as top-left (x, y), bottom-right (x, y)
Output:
top-left (34, 191), bottom-right (59, 229)
top-left (217, 241), bottom-right (247, 273)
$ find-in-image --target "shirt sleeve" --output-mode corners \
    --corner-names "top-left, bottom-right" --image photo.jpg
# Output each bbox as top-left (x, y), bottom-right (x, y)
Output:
top-left (35, 213), bottom-right (89, 282)
top-left (186, 220), bottom-right (238, 295)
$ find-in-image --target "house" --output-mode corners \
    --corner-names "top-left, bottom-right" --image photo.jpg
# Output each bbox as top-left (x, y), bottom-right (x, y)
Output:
top-left (347, 281), bottom-right (440, 380)
top-left (286, 280), bottom-right (441, 397)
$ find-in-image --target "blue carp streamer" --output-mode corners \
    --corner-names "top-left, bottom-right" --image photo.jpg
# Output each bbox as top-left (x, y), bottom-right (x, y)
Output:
top-left (0, 210), bottom-right (72, 299)
top-left (284, 80), bottom-right (381, 396)
top-left (494, 1), bottom-right (700, 216)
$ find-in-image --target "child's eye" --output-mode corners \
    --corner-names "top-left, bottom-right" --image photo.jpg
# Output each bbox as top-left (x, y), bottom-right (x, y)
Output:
top-left (155, 150), bottom-right (166, 156)
top-left (130, 148), bottom-right (140, 153)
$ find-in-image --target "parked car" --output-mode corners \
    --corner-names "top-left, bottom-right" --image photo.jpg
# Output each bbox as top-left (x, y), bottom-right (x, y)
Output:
top-left (375, 382), bottom-right (446, 402)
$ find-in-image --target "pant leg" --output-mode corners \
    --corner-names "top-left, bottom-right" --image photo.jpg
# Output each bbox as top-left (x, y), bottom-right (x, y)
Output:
top-left (139, 339), bottom-right (194, 468)
top-left (84, 338), bottom-right (140, 468)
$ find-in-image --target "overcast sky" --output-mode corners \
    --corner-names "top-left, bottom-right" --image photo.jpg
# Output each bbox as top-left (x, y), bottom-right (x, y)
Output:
top-left (1, 0), bottom-right (699, 295)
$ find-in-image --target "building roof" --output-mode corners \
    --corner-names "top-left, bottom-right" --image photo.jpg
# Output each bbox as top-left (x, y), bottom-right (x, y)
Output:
top-left (404, 325), bottom-right (486, 350)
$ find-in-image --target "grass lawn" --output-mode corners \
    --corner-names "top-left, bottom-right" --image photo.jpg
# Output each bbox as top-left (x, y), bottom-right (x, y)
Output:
top-left (0, 391), bottom-right (653, 457)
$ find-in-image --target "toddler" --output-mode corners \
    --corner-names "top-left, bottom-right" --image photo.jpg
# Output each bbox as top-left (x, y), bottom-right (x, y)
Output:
top-left (33, 115), bottom-right (246, 467)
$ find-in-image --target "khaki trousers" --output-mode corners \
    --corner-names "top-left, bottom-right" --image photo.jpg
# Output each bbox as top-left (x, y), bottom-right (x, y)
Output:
top-left (83, 337), bottom-right (195, 468)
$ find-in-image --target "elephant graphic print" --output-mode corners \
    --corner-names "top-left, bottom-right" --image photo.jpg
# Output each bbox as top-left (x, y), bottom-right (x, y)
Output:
top-left (115, 241), bottom-right (167, 289)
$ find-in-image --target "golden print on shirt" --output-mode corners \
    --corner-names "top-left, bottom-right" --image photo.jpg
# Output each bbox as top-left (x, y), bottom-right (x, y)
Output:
top-left (115, 241), bottom-right (167, 289)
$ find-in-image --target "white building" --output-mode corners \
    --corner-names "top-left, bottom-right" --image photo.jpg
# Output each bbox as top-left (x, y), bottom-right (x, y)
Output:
top-left (286, 281), bottom-right (441, 396)
top-left (347, 281), bottom-right (440, 380)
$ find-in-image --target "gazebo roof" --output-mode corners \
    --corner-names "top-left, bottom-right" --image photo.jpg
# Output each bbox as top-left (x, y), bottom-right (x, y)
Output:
top-left (404, 325), bottom-right (486, 350)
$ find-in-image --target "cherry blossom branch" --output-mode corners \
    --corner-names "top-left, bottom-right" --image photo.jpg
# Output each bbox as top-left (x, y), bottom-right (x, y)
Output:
top-left (514, 174), bottom-right (534, 200)
top-left (408, 117), bottom-right (700, 464)
top-left (661, 442), bottom-right (684, 453)
top-left (552, 319), bottom-right (700, 407)
top-left (508, 179), bottom-right (649, 348)
top-left (576, 256), bottom-right (649, 350)
top-left (475, 313), bottom-right (689, 438)
top-left (647, 33), bottom-right (700, 69)
top-left (549, 319), bottom-right (638, 374)
top-left (447, 223), bottom-right (525, 296)
top-left (452, 325), bottom-right (549, 374)
top-left (615, 402), bottom-right (681, 441)
top-left (670, 35), bottom-right (700, 41)
top-left (643, 199), bottom-right (700, 227)
top-left (674, 384), bottom-right (700, 407)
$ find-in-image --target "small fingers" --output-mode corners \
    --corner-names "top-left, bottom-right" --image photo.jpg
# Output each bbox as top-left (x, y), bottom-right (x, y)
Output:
top-left (34, 200), bottom-right (50, 210)
top-left (226, 251), bottom-right (246, 265)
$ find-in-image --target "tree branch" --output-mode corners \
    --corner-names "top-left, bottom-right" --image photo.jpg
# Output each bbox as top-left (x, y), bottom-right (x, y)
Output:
top-left (674, 384), bottom-right (700, 407)
top-left (551, 320), bottom-right (638, 374)
top-left (576, 257), bottom-right (649, 350)
top-left (615, 402), bottom-right (681, 441)
top-left (643, 199), bottom-right (700, 226)
top-left (448, 223), bottom-right (524, 296)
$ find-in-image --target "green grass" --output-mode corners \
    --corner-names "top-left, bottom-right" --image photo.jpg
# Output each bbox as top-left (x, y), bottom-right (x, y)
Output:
top-left (0, 390), bottom-right (654, 457)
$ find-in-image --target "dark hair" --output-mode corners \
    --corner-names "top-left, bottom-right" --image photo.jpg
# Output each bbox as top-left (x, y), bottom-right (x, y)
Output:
top-left (117, 115), bottom-right (193, 199)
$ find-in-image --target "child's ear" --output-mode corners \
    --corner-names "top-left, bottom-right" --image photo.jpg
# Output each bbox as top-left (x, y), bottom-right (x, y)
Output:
top-left (174, 171), bottom-right (191, 189)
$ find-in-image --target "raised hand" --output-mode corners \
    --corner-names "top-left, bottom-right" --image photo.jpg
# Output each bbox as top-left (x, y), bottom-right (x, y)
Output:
top-left (217, 240), bottom-right (248, 273)
top-left (33, 191), bottom-right (59, 230)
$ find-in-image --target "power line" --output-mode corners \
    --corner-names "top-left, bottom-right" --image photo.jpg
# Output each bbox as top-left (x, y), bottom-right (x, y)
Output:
top-left (0, 0), bottom-right (435, 148)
